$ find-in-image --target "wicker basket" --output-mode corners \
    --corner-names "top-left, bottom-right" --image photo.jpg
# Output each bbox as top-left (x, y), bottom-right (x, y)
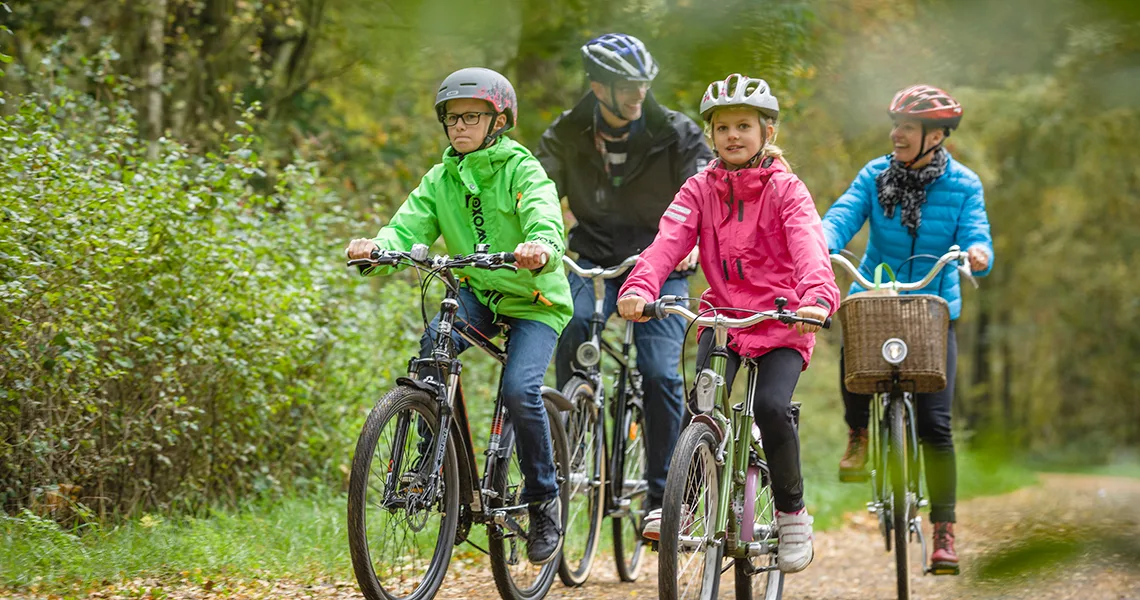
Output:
top-left (838, 294), bottom-right (950, 394)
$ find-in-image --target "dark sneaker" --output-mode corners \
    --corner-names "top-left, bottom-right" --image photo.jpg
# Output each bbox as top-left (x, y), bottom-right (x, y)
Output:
top-left (526, 497), bottom-right (563, 565)
top-left (930, 521), bottom-right (960, 575)
top-left (838, 428), bottom-right (870, 482)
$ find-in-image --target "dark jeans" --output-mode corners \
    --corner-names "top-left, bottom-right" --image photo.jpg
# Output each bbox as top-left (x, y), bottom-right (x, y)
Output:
top-left (555, 258), bottom-right (688, 509)
top-left (696, 331), bottom-right (806, 514)
top-left (841, 322), bottom-right (958, 523)
top-left (420, 287), bottom-right (559, 504)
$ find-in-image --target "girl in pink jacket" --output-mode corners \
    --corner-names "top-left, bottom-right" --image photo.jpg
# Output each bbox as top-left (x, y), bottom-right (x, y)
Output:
top-left (617, 74), bottom-right (839, 573)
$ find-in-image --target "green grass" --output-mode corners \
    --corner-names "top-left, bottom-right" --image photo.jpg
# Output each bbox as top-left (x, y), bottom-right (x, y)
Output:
top-left (1, 494), bottom-right (355, 592)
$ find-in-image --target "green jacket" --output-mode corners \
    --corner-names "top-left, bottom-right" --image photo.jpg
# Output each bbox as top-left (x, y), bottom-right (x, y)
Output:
top-left (369, 138), bottom-right (573, 333)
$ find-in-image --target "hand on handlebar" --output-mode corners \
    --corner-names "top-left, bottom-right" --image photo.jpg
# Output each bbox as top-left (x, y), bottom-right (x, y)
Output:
top-left (513, 241), bottom-right (550, 271)
top-left (793, 305), bottom-right (828, 335)
top-left (617, 293), bottom-right (649, 323)
top-left (675, 246), bottom-right (699, 272)
top-left (345, 238), bottom-right (379, 260)
top-left (967, 246), bottom-right (989, 273)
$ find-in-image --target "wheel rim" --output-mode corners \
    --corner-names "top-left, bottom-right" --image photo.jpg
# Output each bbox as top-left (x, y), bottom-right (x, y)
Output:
top-left (364, 405), bottom-right (452, 597)
top-left (618, 407), bottom-right (647, 573)
top-left (562, 402), bottom-right (601, 578)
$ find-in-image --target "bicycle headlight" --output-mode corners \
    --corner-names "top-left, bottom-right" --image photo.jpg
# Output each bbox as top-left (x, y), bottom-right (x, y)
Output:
top-left (694, 368), bottom-right (720, 414)
top-left (576, 340), bottom-right (600, 367)
top-left (881, 338), bottom-right (908, 366)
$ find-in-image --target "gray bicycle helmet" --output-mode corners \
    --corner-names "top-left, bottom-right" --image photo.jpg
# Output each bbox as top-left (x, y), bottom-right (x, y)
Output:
top-left (699, 74), bottom-right (779, 122)
top-left (434, 67), bottom-right (518, 148)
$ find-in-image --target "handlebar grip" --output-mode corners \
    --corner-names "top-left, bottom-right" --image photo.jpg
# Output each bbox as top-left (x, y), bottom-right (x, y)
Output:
top-left (501, 252), bottom-right (516, 264)
top-left (824, 316), bottom-right (832, 329)
top-left (641, 300), bottom-right (664, 320)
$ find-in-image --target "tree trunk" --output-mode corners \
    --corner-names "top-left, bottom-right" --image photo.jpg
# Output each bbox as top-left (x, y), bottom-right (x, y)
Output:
top-left (145, 0), bottom-right (167, 160)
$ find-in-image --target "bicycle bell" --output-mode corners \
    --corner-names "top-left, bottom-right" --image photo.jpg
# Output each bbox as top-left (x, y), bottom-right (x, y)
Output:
top-left (411, 243), bottom-right (429, 262)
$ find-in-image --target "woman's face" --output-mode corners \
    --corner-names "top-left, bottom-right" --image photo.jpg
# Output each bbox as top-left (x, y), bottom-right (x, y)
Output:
top-left (711, 107), bottom-right (769, 166)
top-left (890, 116), bottom-right (944, 165)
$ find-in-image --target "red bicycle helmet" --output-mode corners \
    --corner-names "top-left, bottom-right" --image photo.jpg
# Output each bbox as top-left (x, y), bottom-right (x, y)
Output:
top-left (889, 85), bottom-right (962, 130)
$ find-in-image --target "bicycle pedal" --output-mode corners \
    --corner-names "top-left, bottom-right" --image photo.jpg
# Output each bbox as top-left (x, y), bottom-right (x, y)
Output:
top-left (928, 564), bottom-right (960, 576)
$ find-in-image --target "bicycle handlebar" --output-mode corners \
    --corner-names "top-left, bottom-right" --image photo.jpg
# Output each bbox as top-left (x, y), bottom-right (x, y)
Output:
top-left (346, 243), bottom-right (518, 272)
top-left (641, 295), bottom-right (831, 330)
top-left (829, 245), bottom-right (968, 292)
top-left (561, 254), bottom-right (640, 280)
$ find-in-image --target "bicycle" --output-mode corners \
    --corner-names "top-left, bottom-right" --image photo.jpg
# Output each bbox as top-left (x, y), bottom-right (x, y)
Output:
top-left (829, 245), bottom-right (973, 600)
top-left (557, 254), bottom-right (649, 586)
top-left (345, 244), bottom-right (574, 600)
top-left (643, 296), bottom-right (830, 600)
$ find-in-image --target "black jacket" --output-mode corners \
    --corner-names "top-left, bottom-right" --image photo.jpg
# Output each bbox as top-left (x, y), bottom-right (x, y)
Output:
top-left (536, 92), bottom-right (714, 268)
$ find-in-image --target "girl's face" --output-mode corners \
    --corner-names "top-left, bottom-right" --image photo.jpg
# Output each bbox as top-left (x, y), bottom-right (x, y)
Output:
top-left (711, 107), bottom-right (770, 166)
top-left (890, 116), bottom-right (945, 165)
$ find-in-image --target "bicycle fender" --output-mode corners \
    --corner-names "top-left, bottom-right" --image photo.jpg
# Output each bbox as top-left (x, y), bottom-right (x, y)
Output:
top-left (541, 386), bottom-right (575, 412)
top-left (396, 376), bottom-right (440, 398)
top-left (691, 413), bottom-right (724, 441)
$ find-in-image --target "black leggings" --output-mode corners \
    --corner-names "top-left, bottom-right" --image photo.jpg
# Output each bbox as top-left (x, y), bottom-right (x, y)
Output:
top-left (695, 331), bottom-right (805, 513)
top-left (840, 322), bottom-right (958, 523)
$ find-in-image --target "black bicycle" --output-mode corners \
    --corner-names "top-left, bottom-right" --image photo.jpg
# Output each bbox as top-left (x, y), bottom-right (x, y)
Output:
top-left (557, 254), bottom-right (649, 586)
top-left (346, 244), bottom-right (573, 600)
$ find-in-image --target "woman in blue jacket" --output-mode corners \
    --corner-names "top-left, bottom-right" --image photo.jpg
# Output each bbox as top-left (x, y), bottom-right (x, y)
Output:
top-left (821, 85), bottom-right (994, 574)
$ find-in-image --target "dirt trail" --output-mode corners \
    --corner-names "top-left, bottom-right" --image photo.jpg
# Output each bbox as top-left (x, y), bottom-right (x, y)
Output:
top-left (9, 473), bottom-right (1139, 599)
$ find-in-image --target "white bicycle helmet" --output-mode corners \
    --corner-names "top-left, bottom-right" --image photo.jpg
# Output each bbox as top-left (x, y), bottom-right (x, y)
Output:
top-left (581, 33), bottom-right (659, 83)
top-left (699, 74), bottom-right (779, 122)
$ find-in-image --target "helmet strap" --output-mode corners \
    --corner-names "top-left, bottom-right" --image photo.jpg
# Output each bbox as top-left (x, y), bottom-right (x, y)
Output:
top-left (901, 123), bottom-right (941, 168)
top-left (479, 114), bottom-right (509, 151)
top-left (596, 82), bottom-right (627, 122)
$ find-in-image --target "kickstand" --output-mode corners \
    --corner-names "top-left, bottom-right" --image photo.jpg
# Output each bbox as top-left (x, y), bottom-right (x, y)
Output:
top-left (913, 518), bottom-right (931, 575)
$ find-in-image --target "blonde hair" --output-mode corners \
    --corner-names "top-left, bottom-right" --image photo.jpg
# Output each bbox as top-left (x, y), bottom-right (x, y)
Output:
top-left (705, 111), bottom-right (791, 171)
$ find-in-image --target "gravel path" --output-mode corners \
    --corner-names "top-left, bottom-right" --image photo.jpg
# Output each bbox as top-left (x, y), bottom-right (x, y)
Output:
top-left (9, 473), bottom-right (1138, 600)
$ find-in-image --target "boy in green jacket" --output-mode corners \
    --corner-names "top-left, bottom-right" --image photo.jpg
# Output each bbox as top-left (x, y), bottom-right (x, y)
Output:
top-left (345, 67), bottom-right (572, 564)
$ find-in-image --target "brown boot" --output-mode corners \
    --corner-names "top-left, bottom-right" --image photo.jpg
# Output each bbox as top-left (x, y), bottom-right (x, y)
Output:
top-left (838, 428), bottom-right (869, 482)
top-left (930, 522), bottom-right (960, 575)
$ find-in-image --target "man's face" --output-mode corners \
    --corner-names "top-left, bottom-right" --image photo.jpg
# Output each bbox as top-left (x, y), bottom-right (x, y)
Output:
top-left (590, 79), bottom-right (650, 122)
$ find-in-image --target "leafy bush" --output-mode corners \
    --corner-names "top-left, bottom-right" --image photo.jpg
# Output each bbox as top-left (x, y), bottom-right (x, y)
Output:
top-left (0, 78), bottom-right (423, 517)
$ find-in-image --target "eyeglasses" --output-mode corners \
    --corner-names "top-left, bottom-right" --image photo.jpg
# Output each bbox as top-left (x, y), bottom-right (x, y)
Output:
top-left (440, 111), bottom-right (496, 127)
top-left (613, 81), bottom-right (651, 95)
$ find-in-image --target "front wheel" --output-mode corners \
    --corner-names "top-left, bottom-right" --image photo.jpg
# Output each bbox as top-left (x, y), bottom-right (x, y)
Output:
top-left (658, 422), bottom-right (723, 600)
top-left (558, 377), bottom-right (604, 587)
top-left (347, 386), bottom-right (459, 600)
top-left (888, 397), bottom-right (911, 600)
top-left (489, 404), bottom-right (572, 600)
top-left (612, 399), bottom-right (648, 582)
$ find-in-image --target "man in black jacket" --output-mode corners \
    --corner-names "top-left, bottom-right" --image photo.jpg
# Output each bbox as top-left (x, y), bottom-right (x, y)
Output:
top-left (537, 33), bottom-right (713, 538)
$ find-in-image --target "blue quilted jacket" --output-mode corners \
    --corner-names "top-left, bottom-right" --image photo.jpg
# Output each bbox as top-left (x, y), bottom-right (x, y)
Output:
top-left (821, 153), bottom-right (994, 320)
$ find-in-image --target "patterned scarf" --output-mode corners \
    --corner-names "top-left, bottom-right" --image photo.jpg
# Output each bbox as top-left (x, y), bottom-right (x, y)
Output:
top-left (875, 148), bottom-right (948, 237)
top-left (594, 106), bottom-right (643, 187)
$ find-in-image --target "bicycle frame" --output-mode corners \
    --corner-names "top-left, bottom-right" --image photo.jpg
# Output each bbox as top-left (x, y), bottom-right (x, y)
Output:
top-left (563, 255), bottom-right (645, 515)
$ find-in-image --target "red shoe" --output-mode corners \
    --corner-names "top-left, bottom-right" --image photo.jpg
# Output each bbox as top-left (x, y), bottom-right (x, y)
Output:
top-left (930, 521), bottom-right (959, 575)
top-left (838, 428), bottom-right (869, 482)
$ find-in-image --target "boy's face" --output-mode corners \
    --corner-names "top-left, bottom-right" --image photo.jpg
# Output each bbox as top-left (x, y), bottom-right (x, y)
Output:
top-left (444, 98), bottom-right (506, 154)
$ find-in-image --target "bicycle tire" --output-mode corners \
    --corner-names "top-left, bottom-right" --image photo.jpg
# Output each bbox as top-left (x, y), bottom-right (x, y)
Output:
top-left (888, 397), bottom-right (911, 600)
top-left (734, 461), bottom-right (784, 600)
top-left (489, 403), bottom-right (572, 600)
top-left (558, 376), bottom-right (605, 587)
top-left (658, 422), bottom-right (722, 600)
top-left (348, 386), bottom-right (459, 600)
top-left (612, 400), bottom-right (648, 582)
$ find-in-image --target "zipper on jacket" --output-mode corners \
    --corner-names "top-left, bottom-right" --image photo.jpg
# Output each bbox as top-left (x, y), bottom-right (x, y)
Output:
top-left (736, 258), bottom-right (744, 280)
top-left (722, 259), bottom-right (731, 281)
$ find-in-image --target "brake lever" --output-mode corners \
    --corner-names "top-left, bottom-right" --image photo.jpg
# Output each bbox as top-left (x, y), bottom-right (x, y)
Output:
top-left (959, 265), bottom-right (979, 289)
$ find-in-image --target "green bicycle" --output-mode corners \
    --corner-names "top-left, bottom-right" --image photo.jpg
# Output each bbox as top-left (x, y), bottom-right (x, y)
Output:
top-left (642, 296), bottom-right (829, 600)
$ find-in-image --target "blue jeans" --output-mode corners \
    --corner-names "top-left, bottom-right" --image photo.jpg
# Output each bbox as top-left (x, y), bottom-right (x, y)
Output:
top-left (420, 288), bottom-right (559, 504)
top-left (554, 258), bottom-right (688, 508)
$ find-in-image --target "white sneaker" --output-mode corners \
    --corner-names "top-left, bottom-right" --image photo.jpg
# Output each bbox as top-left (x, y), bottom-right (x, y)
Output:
top-left (775, 508), bottom-right (815, 573)
top-left (641, 508), bottom-right (663, 541)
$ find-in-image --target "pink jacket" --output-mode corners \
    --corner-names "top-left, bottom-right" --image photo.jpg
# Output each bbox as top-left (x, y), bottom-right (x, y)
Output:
top-left (620, 158), bottom-right (840, 367)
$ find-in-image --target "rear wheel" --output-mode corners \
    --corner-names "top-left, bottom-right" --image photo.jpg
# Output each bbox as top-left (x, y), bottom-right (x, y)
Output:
top-left (733, 461), bottom-right (784, 600)
top-left (888, 397), bottom-right (911, 600)
top-left (612, 399), bottom-right (648, 582)
top-left (489, 405), bottom-right (572, 600)
top-left (558, 377), bottom-right (604, 587)
top-left (658, 422), bottom-right (722, 600)
top-left (347, 386), bottom-right (459, 600)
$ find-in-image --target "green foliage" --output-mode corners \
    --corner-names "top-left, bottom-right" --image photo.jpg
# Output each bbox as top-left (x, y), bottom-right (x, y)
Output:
top-left (0, 71), bottom-right (422, 516)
